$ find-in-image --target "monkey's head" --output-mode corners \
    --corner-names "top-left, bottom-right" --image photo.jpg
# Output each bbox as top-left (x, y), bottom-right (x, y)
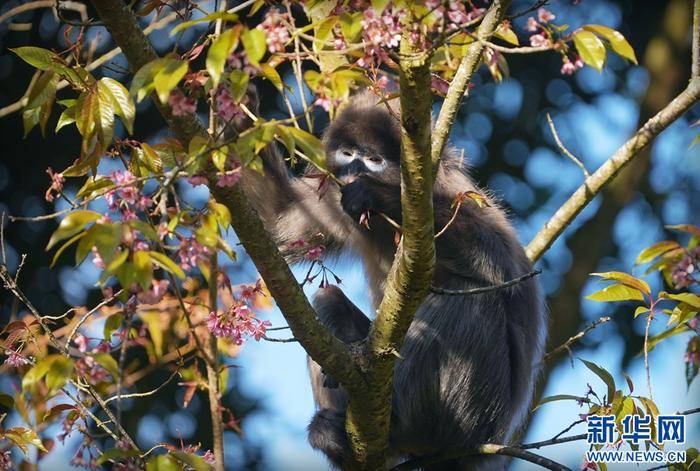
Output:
top-left (323, 92), bottom-right (402, 187)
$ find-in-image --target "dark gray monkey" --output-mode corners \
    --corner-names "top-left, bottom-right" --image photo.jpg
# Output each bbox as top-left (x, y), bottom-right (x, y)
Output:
top-left (237, 91), bottom-right (547, 470)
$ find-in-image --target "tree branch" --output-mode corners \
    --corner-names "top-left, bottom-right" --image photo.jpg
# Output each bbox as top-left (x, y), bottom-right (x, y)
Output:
top-left (431, 0), bottom-right (511, 174)
top-left (88, 0), bottom-right (364, 399)
top-left (693, 0), bottom-right (699, 79)
top-left (391, 443), bottom-right (572, 471)
top-left (525, 77), bottom-right (700, 262)
top-left (430, 269), bottom-right (541, 295)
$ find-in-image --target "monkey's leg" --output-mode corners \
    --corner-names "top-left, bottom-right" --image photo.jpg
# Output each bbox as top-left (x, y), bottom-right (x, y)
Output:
top-left (307, 285), bottom-right (370, 470)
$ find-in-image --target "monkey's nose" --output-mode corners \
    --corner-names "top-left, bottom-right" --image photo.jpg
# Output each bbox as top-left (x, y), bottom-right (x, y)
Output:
top-left (339, 175), bottom-right (359, 185)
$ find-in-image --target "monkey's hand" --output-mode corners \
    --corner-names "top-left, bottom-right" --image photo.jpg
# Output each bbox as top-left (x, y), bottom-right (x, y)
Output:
top-left (339, 176), bottom-right (379, 222)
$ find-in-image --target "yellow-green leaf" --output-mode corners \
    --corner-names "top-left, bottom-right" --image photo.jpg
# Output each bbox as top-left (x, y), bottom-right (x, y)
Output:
top-left (590, 271), bottom-right (651, 296)
top-left (99, 77), bottom-right (135, 134)
top-left (11, 47), bottom-right (59, 71)
top-left (572, 30), bottom-right (606, 72)
top-left (495, 23), bottom-right (519, 46)
top-left (47, 210), bottom-right (102, 250)
top-left (260, 63), bottom-right (283, 91)
top-left (153, 58), bottom-right (188, 104)
top-left (288, 127), bottom-right (326, 169)
top-left (586, 283), bottom-right (644, 303)
top-left (146, 454), bottom-right (182, 471)
top-left (207, 28), bottom-right (241, 87)
top-left (148, 251), bottom-right (185, 279)
top-left (580, 359), bottom-right (616, 403)
top-left (170, 11), bottom-right (239, 35)
top-left (635, 240), bottom-right (679, 265)
top-left (241, 28), bottom-right (266, 65)
top-left (583, 25), bottom-right (637, 64)
top-left (339, 12), bottom-right (363, 43)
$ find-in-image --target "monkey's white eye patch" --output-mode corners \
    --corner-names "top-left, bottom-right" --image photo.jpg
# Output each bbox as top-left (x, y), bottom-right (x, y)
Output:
top-left (335, 148), bottom-right (356, 166)
top-left (363, 155), bottom-right (387, 172)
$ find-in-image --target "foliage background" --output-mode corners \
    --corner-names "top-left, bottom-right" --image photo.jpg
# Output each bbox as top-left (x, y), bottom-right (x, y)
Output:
top-left (0, 0), bottom-right (698, 469)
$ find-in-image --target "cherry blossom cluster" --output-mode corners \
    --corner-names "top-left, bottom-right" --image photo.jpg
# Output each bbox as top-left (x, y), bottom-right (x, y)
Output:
top-left (105, 170), bottom-right (152, 221)
top-left (685, 336), bottom-right (699, 372)
top-left (0, 451), bottom-right (12, 471)
top-left (207, 303), bottom-right (271, 345)
top-left (257, 8), bottom-right (291, 54)
top-left (3, 348), bottom-right (29, 368)
top-left (168, 89), bottom-right (197, 116)
top-left (176, 235), bottom-right (211, 272)
top-left (670, 247), bottom-right (699, 289)
top-left (73, 333), bottom-right (113, 385)
top-left (215, 85), bottom-right (246, 123)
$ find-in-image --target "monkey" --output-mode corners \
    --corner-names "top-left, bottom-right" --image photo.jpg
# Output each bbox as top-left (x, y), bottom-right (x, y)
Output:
top-left (236, 90), bottom-right (547, 470)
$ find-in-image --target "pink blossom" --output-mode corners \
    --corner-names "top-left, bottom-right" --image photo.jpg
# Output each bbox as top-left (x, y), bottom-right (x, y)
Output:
top-left (215, 86), bottom-right (245, 123)
top-left (227, 51), bottom-right (258, 76)
top-left (137, 279), bottom-right (170, 304)
top-left (689, 316), bottom-right (699, 330)
top-left (685, 351), bottom-right (700, 367)
top-left (168, 90), bottom-right (197, 116)
top-left (333, 37), bottom-right (346, 50)
top-left (74, 332), bottom-right (89, 352)
top-left (537, 8), bottom-right (556, 23)
top-left (207, 304), bottom-right (270, 344)
top-left (216, 170), bottom-right (242, 187)
top-left (314, 95), bottom-right (332, 112)
top-left (176, 236), bottom-right (210, 272)
top-left (202, 450), bottom-right (216, 465)
top-left (306, 245), bottom-right (324, 261)
top-left (187, 175), bottom-right (208, 187)
top-left (239, 280), bottom-right (263, 300)
top-left (529, 33), bottom-right (551, 48)
top-left (0, 451), bottom-right (13, 471)
top-left (526, 17), bottom-right (539, 32)
top-left (3, 349), bottom-right (29, 368)
top-left (580, 459), bottom-right (598, 470)
top-left (157, 222), bottom-right (169, 240)
top-left (91, 246), bottom-right (105, 269)
top-left (672, 256), bottom-right (696, 289)
top-left (257, 9), bottom-right (291, 53)
top-left (376, 75), bottom-right (389, 89)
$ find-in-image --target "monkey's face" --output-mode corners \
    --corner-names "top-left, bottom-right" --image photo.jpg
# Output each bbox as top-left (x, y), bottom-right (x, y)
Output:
top-left (331, 145), bottom-right (393, 184)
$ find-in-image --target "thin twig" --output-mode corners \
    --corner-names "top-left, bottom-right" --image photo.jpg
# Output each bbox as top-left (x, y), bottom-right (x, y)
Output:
top-left (262, 334), bottom-right (298, 343)
top-left (546, 113), bottom-right (590, 178)
top-left (392, 443), bottom-right (571, 471)
top-left (544, 316), bottom-right (611, 363)
top-left (430, 269), bottom-right (541, 296)
top-left (0, 0), bottom-right (54, 24)
top-left (105, 368), bottom-right (180, 404)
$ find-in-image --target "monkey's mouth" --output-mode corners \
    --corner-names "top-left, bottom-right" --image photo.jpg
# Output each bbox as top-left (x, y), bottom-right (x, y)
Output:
top-left (338, 174), bottom-right (360, 185)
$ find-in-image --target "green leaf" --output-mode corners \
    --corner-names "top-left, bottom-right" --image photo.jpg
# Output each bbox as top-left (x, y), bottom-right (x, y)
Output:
top-left (107, 249), bottom-right (130, 273)
top-left (154, 58), bottom-right (188, 104)
top-left (241, 27), bottom-right (266, 65)
top-left (585, 283), bottom-right (644, 303)
top-left (207, 28), bottom-right (241, 87)
top-left (288, 127), bottom-right (326, 169)
top-left (227, 70), bottom-right (249, 102)
top-left (583, 25), bottom-right (637, 64)
top-left (51, 231), bottom-right (86, 268)
top-left (96, 447), bottom-right (141, 465)
top-left (171, 451), bottom-right (212, 471)
top-left (76, 176), bottom-right (113, 199)
top-left (666, 224), bottom-right (700, 238)
top-left (47, 210), bottom-right (102, 250)
top-left (339, 12), bottom-right (363, 43)
top-left (572, 30), bottom-right (606, 72)
top-left (130, 59), bottom-right (163, 102)
top-left (534, 394), bottom-right (590, 410)
top-left (56, 103), bottom-right (78, 132)
top-left (580, 358), bottom-right (616, 403)
top-left (99, 77), bottom-right (135, 134)
top-left (148, 251), bottom-right (185, 279)
top-left (634, 306), bottom-right (650, 318)
top-left (133, 249), bottom-right (154, 290)
top-left (590, 271), bottom-right (650, 296)
top-left (647, 324), bottom-right (687, 351)
top-left (140, 311), bottom-right (164, 359)
top-left (170, 11), bottom-right (239, 35)
top-left (92, 353), bottom-right (119, 379)
top-left (11, 47), bottom-right (59, 71)
top-left (2, 427), bottom-right (48, 457)
top-left (25, 71), bottom-right (58, 110)
top-left (22, 356), bottom-right (56, 390)
top-left (494, 23), bottom-right (519, 46)
top-left (635, 240), bottom-right (679, 265)
top-left (371, 0), bottom-right (390, 12)
top-left (45, 356), bottom-right (74, 393)
top-left (209, 201), bottom-right (231, 230)
top-left (96, 80), bottom-right (116, 146)
top-left (146, 455), bottom-right (182, 471)
top-left (663, 292), bottom-right (700, 309)
top-left (104, 312), bottom-right (124, 340)
top-left (260, 63), bottom-right (283, 91)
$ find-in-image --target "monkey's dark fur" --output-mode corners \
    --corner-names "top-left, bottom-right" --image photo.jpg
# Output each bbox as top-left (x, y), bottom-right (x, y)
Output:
top-left (240, 92), bottom-right (547, 470)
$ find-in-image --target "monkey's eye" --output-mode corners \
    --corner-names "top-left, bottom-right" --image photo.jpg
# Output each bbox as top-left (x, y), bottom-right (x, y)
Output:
top-left (367, 156), bottom-right (383, 164)
top-left (341, 149), bottom-right (354, 157)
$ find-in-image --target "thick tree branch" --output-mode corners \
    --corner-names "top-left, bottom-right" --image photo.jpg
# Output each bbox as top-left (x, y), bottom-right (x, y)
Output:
top-left (431, 0), bottom-right (510, 173)
top-left (89, 0), bottom-right (363, 398)
top-left (525, 77), bottom-right (700, 262)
